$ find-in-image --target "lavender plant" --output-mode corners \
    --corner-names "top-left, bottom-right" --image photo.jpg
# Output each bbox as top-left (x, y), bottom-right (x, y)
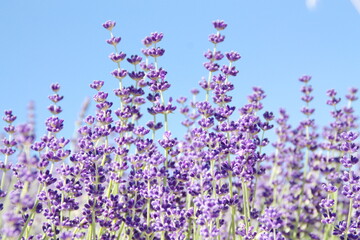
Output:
top-left (0, 20), bottom-right (359, 240)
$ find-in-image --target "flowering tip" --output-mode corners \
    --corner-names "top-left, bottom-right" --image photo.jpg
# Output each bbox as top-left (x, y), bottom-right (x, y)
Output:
top-left (299, 75), bottom-right (311, 83)
top-left (142, 36), bottom-right (153, 47)
top-left (90, 80), bottom-right (105, 91)
top-left (191, 89), bottom-right (199, 95)
top-left (213, 20), bottom-right (227, 31)
top-left (51, 83), bottom-right (61, 92)
top-left (150, 32), bottom-right (164, 43)
top-left (102, 20), bottom-right (116, 31)
top-left (3, 110), bottom-right (16, 124)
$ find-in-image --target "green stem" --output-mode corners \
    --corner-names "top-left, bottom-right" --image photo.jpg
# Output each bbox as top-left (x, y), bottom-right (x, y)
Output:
top-left (231, 206), bottom-right (236, 240)
top-left (0, 133), bottom-right (12, 191)
top-left (164, 113), bottom-right (168, 132)
top-left (116, 221), bottom-right (125, 240)
top-left (344, 198), bottom-right (353, 240)
top-left (18, 185), bottom-right (43, 239)
top-left (210, 159), bottom-right (216, 197)
top-left (242, 179), bottom-right (249, 233)
top-left (147, 181), bottom-right (151, 228)
top-left (205, 41), bottom-right (217, 102)
top-left (193, 205), bottom-right (197, 240)
top-left (0, 155), bottom-right (9, 191)
top-left (90, 162), bottom-right (99, 239)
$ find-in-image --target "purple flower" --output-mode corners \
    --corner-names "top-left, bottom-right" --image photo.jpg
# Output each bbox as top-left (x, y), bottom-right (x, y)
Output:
top-left (176, 96), bottom-right (187, 104)
top-left (2, 138), bottom-right (16, 148)
top-left (109, 52), bottom-right (126, 63)
top-left (225, 51), bottom-right (241, 62)
top-left (127, 55), bottom-right (142, 65)
top-left (319, 198), bottom-right (335, 208)
top-left (213, 20), bottom-right (227, 30)
top-left (38, 170), bottom-right (57, 186)
top-left (51, 83), bottom-right (61, 92)
top-left (346, 87), bottom-right (358, 101)
top-left (142, 36), bottom-right (153, 47)
top-left (3, 110), bottom-right (17, 124)
top-left (128, 71), bottom-right (145, 81)
top-left (90, 80), bottom-right (105, 91)
top-left (148, 47), bottom-right (165, 57)
top-left (150, 32), bottom-right (164, 43)
top-left (45, 116), bottom-right (64, 133)
top-left (158, 131), bottom-right (178, 149)
top-left (204, 50), bottom-right (224, 61)
top-left (333, 220), bottom-right (347, 236)
top-left (140, 62), bottom-right (155, 71)
top-left (149, 80), bottom-right (171, 92)
top-left (191, 89), bottom-right (200, 95)
top-left (299, 75), bottom-right (312, 83)
top-left (48, 105), bottom-right (62, 115)
top-left (111, 69), bottom-right (128, 80)
top-left (204, 62), bottom-right (220, 72)
top-left (208, 33), bottom-right (225, 44)
top-left (102, 20), bottom-right (116, 31)
top-left (106, 36), bottom-right (121, 46)
top-left (48, 94), bottom-right (64, 103)
top-left (221, 65), bottom-right (239, 76)
top-left (259, 207), bottom-right (284, 231)
top-left (1, 18), bottom-right (359, 240)
top-left (93, 91), bottom-right (108, 103)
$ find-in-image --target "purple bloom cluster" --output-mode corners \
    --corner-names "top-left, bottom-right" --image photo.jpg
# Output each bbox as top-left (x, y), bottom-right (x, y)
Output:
top-left (0, 20), bottom-right (359, 240)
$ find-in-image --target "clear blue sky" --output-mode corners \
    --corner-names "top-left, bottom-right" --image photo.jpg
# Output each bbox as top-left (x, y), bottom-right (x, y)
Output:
top-left (0, 0), bottom-right (359, 139)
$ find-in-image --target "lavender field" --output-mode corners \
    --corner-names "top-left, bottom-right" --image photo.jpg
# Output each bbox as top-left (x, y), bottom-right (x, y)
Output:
top-left (0, 16), bottom-right (359, 240)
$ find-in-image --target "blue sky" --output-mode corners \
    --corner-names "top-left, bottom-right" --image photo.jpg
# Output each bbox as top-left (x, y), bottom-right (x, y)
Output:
top-left (0, 0), bottom-right (359, 140)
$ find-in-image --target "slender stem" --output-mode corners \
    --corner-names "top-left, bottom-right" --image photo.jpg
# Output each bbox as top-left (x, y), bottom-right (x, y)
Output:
top-left (210, 159), bottom-right (216, 197)
top-left (344, 198), bottom-right (353, 240)
top-left (116, 221), bottom-right (125, 240)
top-left (273, 228), bottom-right (276, 240)
top-left (0, 155), bottom-right (9, 191)
top-left (147, 181), bottom-right (151, 228)
top-left (205, 41), bottom-right (217, 102)
top-left (90, 162), bottom-right (99, 239)
top-left (164, 113), bottom-right (168, 132)
top-left (1, 133), bottom-right (12, 191)
top-left (252, 129), bottom-right (266, 208)
top-left (242, 179), bottom-right (249, 233)
top-left (193, 205), bottom-right (197, 240)
top-left (231, 205), bottom-right (236, 240)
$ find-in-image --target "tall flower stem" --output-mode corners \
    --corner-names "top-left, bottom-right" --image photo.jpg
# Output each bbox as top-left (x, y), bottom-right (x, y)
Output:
top-left (0, 132), bottom-right (12, 191)
top-left (344, 196), bottom-right (353, 240)
top-left (205, 36), bottom-right (218, 102)
top-left (251, 128), bottom-right (266, 209)
top-left (242, 179), bottom-right (250, 233)
top-left (18, 185), bottom-right (44, 239)
top-left (146, 180), bottom-right (151, 230)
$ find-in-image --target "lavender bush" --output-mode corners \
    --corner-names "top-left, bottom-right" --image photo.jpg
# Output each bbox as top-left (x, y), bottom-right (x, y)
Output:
top-left (0, 20), bottom-right (359, 240)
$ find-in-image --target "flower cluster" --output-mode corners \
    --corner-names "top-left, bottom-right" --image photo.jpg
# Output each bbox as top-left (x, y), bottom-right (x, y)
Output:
top-left (0, 19), bottom-right (358, 240)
